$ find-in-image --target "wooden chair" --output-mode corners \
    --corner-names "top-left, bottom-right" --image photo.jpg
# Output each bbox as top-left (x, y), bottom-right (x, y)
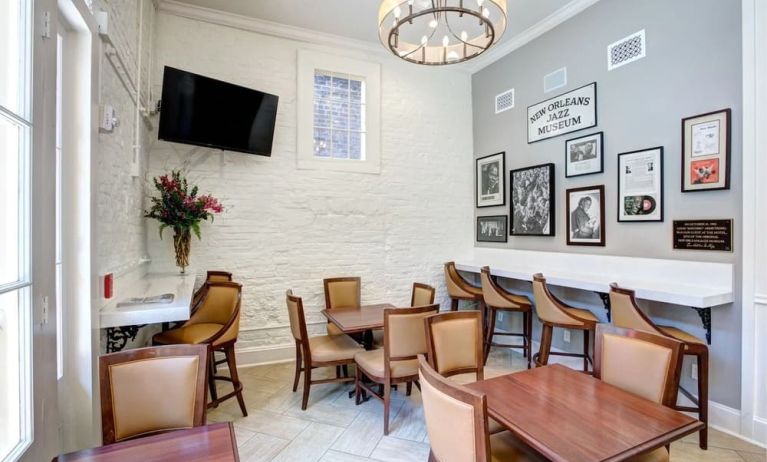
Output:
top-left (594, 324), bottom-right (685, 462)
top-left (610, 283), bottom-right (710, 449)
top-left (99, 344), bottom-right (208, 445)
top-left (444, 262), bottom-right (484, 312)
top-left (480, 267), bottom-right (533, 368)
top-left (153, 281), bottom-right (247, 417)
top-left (323, 277), bottom-right (361, 336)
top-left (287, 290), bottom-right (363, 410)
top-left (411, 282), bottom-right (436, 307)
top-left (354, 305), bottom-right (439, 435)
top-left (417, 355), bottom-right (540, 462)
top-left (531, 274), bottom-right (597, 371)
top-left (191, 271), bottom-right (233, 313)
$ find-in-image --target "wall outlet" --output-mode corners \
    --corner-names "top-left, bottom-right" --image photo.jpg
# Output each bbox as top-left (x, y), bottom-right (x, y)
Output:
top-left (563, 330), bottom-right (571, 343)
top-left (691, 363), bottom-right (698, 380)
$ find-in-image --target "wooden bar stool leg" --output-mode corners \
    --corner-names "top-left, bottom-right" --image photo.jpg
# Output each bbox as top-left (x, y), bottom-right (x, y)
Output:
top-left (406, 381), bottom-right (413, 396)
top-left (525, 311), bottom-right (533, 369)
top-left (293, 343), bottom-right (302, 392)
top-left (208, 352), bottom-right (218, 404)
top-left (302, 364), bottom-right (312, 410)
top-left (536, 324), bottom-right (553, 367)
top-left (484, 308), bottom-right (497, 364)
top-left (450, 299), bottom-right (459, 311)
top-left (383, 381), bottom-right (391, 435)
top-left (698, 349), bottom-right (709, 450)
top-left (225, 344), bottom-right (248, 417)
top-left (583, 329), bottom-right (590, 372)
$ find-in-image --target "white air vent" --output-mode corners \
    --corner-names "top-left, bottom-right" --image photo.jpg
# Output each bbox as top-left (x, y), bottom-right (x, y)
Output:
top-left (544, 67), bottom-right (567, 93)
top-left (495, 88), bottom-right (515, 114)
top-left (607, 29), bottom-right (646, 71)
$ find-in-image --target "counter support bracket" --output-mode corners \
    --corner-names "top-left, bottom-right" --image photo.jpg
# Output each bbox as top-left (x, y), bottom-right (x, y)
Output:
top-left (596, 292), bottom-right (611, 322)
top-left (691, 307), bottom-right (712, 345)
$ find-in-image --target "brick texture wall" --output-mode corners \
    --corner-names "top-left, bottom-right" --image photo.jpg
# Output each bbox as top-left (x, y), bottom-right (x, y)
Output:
top-left (146, 12), bottom-right (474, 356)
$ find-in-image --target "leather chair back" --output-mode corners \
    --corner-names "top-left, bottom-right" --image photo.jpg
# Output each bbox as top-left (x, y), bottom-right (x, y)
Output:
top-left (609, 283), bottom-right (662, 334)
top-left (323, 277), bottom-right (361, 309)
top-left (425, 311), bottom-right (484, 380)
top-left (187, 281), bottom-right (242, 346)
top-left (444, 262), bottom-right (478, 299)
top-left (418, 355), bottom-right (490, 462)
top-left (385, 305), bottom-right (439, 360)
top-left (594, 324), bottom-right (684, 407)
top-left (480, 267), bottom-right (523, 309)
top-left (532, 273), bottom-right (584, 326)
top-left (206, 270), bottom-right (233, 282)
top-left (99, 345), bottom-right (208, 444)
top-left (286, 289), bottom-right (308, 342)
top-left (411, 282), bottom-right (436, 307)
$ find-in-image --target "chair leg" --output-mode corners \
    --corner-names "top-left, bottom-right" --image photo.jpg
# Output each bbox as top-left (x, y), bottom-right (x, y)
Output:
top-left (225, 344), bottom-right (248, 417)
top-left (208, 353), bottom-right (218, 404)
top-left (354, 367), bottom-right (362, 405)
top-left (525, 311), bottom-right (533, 369)
top-left (583, 329), bottom-right (590, 372)
top-left (336, 365), bottom-right (341, 378)
top-left (342, 364), bottom-right (349, 378)
top-left (406, 381), bottom-right (412, 396)
top-left (292, 343), bottom-right (302, 392)
top-left (697, 350), bottom-right (709, 450)
top-left (484, 308), bottom-right (497, 364)
top-left (383, 381), bottom-right (391, 435)
top-left (450, 299), bottom-right (459, 311)
top-left (537, 324), bottom-right (553, 367)
top-left (302, 364), bottom-right (312, 410)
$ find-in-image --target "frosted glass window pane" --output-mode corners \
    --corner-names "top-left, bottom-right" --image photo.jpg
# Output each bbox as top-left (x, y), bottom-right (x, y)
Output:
top-left (331, 130), bottom-right (349, 159)
top-left (0, 113), bottom-right (21, 286)
top-left (0, 0), bottom-right (25, 116)
top-left (0, 290), bottom-right (22, 457)
top-left (314, 128), bottom-right (330, 157)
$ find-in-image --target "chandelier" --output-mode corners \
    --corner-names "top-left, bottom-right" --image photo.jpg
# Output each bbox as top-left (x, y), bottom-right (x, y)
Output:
top-left (378, 0), bottom-right (507, 65)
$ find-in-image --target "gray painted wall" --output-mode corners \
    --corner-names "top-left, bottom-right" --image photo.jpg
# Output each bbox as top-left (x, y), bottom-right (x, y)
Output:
top-left (471, 0), bottom-right (742, 408)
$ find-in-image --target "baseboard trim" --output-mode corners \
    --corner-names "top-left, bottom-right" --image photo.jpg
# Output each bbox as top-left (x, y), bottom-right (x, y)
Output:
top-left (234, 344), bottom-right (295, 368)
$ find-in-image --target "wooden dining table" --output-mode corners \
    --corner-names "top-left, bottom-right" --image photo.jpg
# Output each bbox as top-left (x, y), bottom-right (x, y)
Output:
top-left (467, 364), bottom-right (704, 462)
top-left (56, 422), bottom-right (239, 461)
top-left (321, 303), bottom-right (395, 350)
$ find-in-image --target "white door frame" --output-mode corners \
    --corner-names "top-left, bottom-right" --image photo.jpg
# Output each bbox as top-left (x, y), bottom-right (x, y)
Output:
top-left (740, 0), bottom-right (767, 447)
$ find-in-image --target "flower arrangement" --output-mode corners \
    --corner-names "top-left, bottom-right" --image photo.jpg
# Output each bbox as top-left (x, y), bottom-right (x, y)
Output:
top-left (144, 170), bottom-right (224, 273)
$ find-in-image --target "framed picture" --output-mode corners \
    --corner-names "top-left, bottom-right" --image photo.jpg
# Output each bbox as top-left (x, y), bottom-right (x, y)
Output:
top-left (477, 215), bottom-right (508, 243)
top-left (476, 152), bottom-right (505, 208)
top-left (566, 185), bottom-right (605, 246)
top-left (510, 163), bottom-right (555, 236)
top-left (565, 132), bottom-right (604, 177)
top-left (682, 108), bottom-right (731, 192)
top-left (617, 147), bottom-right (664, 222)
top-left (527, 82), bottom-right (597, 143)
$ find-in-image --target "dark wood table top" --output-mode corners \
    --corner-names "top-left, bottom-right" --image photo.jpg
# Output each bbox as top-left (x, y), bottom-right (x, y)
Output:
top-left (467, 364), bottom-right (703, 462)
top-left (321, 303), bottom-right (395, 334)
top-left (56, 422), bottom-right (239, 462)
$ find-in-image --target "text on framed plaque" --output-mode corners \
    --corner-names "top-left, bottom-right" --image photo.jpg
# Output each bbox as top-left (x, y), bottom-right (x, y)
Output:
top-left (673, 219), bottom-right (733, 252)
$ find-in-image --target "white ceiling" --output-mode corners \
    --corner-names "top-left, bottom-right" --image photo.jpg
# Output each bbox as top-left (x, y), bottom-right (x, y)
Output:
top-left (169, 0), bottom-right (575, 46)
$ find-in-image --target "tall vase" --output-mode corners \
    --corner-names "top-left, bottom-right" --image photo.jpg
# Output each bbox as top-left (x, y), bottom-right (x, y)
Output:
top-left (173, 229), bottom-right (191, 274)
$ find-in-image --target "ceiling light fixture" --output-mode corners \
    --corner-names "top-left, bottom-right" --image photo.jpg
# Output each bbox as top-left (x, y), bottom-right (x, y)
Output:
top-left (379, 0), bottom-right (507, 65)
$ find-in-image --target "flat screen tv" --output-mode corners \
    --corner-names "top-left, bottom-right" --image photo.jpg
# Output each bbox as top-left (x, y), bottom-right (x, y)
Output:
top-left (158, 67), bottom-right (279, 156)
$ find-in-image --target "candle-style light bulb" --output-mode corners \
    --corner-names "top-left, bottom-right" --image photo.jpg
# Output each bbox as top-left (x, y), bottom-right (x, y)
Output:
top-left (482, 7), bottom-right (490, 18)
top-left (460, 30), bottom-right (468, 42)
top-left (394, 6), bottom-right (401, 18)
top-left (429, 18), bottom-right (438, 28)
top-left (421, 35), bottom-right (429, 45)
top-left (477, 0), bottom-right (484, 6)
top-left (442, 35), bottom-right (450, 47)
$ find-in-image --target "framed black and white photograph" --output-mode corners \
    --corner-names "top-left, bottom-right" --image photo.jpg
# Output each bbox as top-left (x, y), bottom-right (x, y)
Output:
top-left (682, 108), bottom-right (731, 192)
top-left (565, 132), bottom-right (603, 177)
top-left (476, 152), bottom-right (505, 208)
top-left (477, 215), bottom-right (508, 243)
top-left (566, 185), bottom-right (605, 246)
top-left (527, 82), bottom-right (597, 143)
top-left (618, 147), bottom-right (663, 222)
top-left (510, 163), bottom-right (555, 236)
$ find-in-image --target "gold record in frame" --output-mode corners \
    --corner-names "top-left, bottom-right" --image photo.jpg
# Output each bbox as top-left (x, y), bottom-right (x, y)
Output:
top-left (682, 108), bottom-right (730, 192)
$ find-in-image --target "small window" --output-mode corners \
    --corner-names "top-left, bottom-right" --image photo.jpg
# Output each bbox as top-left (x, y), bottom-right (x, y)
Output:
top-left (298, 51), bottom-right (380, 173)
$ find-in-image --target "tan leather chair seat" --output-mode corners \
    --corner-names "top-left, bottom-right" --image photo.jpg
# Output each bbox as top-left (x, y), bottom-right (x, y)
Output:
top-left (308, 334), bottom-right (363, 362)
top-left (627, 447), bottom-right (668, 462)
top-left (490, 431), bottom-right (542, 462)
top-left (564, 307), bottom-right (598, 322)
top-left (354, 349), bottom-right (418, 378)
top-left (154, 323), bottom-right (222, 345)
top-left (326, 322), bottom-right (344, 336)
top-left (657, 325), bottom-right (705, 346)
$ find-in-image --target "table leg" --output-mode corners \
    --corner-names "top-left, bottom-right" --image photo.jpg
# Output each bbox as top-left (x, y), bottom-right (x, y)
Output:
top-left (691, 307), bottom-right (712, 345)
top-left (595, 292), bottom-right (611, 322)
top-left (363, 329), bottom-right (374, 351)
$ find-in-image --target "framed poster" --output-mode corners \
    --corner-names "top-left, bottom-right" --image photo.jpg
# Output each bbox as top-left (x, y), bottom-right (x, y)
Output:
top-left (682, 108), bottom-right (731, 192)
top-left (510, 163), bottom-right (555, 236)
top-left (565, 132), bottom-right (604, 177)
top-left (618, 147), bottom-right (664, 222)
top-left (527, 82), bottom-right (597, 143)
top-left (476, 152), bottom-right (505, 208)
top-left (477, 215), bottom-right (508, 243)
top-left (566, 185), bottom-right (605, 246)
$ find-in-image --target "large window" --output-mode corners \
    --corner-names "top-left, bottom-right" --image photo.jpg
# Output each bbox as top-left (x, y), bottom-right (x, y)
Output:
top-left (0, 0), bottom-right (32, 459)
top-left (297, 50), bottom-right (381, 174)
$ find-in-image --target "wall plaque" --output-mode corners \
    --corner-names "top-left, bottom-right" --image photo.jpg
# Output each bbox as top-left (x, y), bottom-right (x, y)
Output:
top-left (527, 82), bottom-right (597, 143)
top-left (673, 219), bottom-right (733, 251)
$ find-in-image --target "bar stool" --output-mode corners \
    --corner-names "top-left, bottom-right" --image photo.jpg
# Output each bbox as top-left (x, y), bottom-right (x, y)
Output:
top-left (610, 283), bottom-right (709, 450)
top-left (531, 274), bottom-right (597, 372)
top-left (444, 261), bottom-right (484, 312)
top-left (480, 267), bottom-right (533, 368)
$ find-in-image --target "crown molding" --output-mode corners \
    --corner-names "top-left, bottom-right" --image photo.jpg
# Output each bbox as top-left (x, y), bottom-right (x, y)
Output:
top-left (158, 0), bottom-right (600, 75)
top-left (465, 0), bottom-right (601, 73)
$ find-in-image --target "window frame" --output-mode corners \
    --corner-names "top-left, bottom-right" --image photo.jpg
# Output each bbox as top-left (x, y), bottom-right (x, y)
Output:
top-left (297, 50), bottom-right (381, 174)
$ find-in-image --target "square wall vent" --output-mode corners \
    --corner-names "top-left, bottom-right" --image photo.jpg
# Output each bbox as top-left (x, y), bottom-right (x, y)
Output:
top-left (544, 67), bottom-right (567, 93)
top-left (608, 29), bottom-right (646, 71)
top-left (495, 88), bottom-right (515, 114)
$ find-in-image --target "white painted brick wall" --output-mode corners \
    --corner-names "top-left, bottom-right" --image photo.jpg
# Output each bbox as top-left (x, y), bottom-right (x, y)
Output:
top-left (146, 13), bottom-right (475, 353)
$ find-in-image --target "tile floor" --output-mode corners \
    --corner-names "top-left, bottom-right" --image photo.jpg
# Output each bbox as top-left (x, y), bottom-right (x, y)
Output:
top-left (208, 350), bottom-right (766, 462)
